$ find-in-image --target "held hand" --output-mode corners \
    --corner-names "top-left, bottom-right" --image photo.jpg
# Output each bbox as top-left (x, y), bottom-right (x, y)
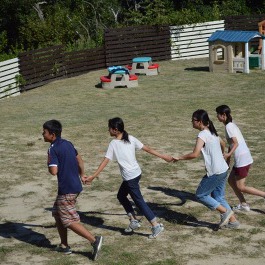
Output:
top-left (223, 152), bottom-right (229, 161)
top-left (226, 157), bottom-right (231, 166)
top-left (172, 157), bottom-right (180, 163)
top-left (86, 175), bottom-right (95, 186)
top-left (163, 155), bottom-right (174, 162)
top-left (81, 175), bottom-right (89, 184)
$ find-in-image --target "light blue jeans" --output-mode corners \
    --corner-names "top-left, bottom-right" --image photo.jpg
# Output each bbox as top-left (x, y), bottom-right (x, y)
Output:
top-left (195, 171), bottom-right (231, 211)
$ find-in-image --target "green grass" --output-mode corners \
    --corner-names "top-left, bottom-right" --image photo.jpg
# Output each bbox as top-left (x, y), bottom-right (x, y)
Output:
top-left (1, 58), bottom-right (265, 264)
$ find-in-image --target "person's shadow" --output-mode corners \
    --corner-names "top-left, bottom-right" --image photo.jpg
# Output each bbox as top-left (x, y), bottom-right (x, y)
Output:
top-left (45, 207), bottom-right (150, 238)
top-left (0, 222), bottom-right (53, 248)
top-left (78, 211), bottom-right (150, 237)
top-left (0, 220), bottom-right (99, 259)
top-left (78, 187), bottom-right (219, 232)
top-left (148, 186), bottom-right (198, 206)
top-left (148, 186), bottom-right (219, 231)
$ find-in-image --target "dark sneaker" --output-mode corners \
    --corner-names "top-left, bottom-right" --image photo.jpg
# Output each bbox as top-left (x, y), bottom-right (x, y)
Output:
top-left (219, 210), bottom-right (234, 227)
top-left (149, 223), bottom-right (164, 239)
top-left (91, 236), bottom-right (103, 261)
top-left (223, 221), bottom-right (240, 229)
top-left (54, 244), bottom-right (72, 254)
top-left (124, 220), bottom-right (141, 233)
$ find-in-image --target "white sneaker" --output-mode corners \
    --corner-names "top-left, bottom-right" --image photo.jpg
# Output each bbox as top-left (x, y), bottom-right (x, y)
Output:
top-left (219, 210), bottom-right (234, 227)
top-left (149, 223), bottom-right (164, 239)
top-left (232, 204), bottom-right (250, 212)
top-left (124, 220), bottom-right (141, 233)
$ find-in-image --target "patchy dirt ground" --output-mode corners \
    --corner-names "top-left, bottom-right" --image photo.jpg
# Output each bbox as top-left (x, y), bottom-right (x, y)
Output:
top-left (1, 59), bottom-right (265, 264)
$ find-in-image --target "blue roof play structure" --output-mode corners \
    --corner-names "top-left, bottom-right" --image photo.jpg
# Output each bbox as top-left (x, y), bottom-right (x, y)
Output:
top-left (207, 30), bottom-right (265, 43)
top-left (207, 30), bottom-right (265, 73)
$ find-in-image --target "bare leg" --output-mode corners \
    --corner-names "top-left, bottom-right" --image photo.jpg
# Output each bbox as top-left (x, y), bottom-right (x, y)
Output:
top-left (68, 222), bottom-right (95, 243)
top-left (228, 169), bottom-right (247, 204)
top-left (236, 177), bottom-right (265, 197)
top-left (55, 217), bottom-right (68, 246)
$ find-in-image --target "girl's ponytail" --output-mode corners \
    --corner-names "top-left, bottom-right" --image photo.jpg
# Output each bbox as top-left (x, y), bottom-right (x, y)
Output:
top-left (108, 117), bottom-right (130, 143)
top-left (208, 120), bottom-right (218, 136)
top-left (122, 130), bottom-right (130, 143)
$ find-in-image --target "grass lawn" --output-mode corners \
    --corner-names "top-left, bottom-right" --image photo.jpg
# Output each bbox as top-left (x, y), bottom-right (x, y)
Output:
top-left (1, 58), bottom-right (265, 265)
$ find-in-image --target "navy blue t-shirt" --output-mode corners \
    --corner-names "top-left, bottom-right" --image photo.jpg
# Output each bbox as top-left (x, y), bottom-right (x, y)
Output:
top-left (47, 137), bottom-right (83, 195)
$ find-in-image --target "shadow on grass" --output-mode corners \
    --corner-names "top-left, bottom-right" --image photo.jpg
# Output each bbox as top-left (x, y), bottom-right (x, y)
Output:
top-left (0, 221), bottom-right (96, 259)
top-left (78, 211), bottom-right (149, 237)
top-left (147, 202), bottom-right (219, 231)
top-left (0, 221), bottom-right (54, 248)
top-left (95, 82), bottom-right (102, 88)
top-left (184, 66), bottom-right (209, 72)
top-left (79, 189), bottom-right (218, 232)
top-left (249, 208), bottom-right (265, 214)
top-left (148, 186), bottom-right (198, 206)
top-left (147, 186), bottom-right (219, 231)
top-left (46, 207), bottom-right (149, 237)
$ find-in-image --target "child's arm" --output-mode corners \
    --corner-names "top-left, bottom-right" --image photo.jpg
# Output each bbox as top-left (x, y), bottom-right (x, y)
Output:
top-left (173, 137), bottom-right (203, 161)
top-left (48, 166), bottom-right (57, 176)
top-left (76, 154), bottom-right (87, 183)
top-left (86, 157), bottom-right (110, 184)
top-left (142, 145), bottom-right (173, 162)
top-left (47, 154), bottom-right (58, 175)
top-left (219, 137), bottom-right (226, 153)
top-left (224, 136), bottom-right (238, 161)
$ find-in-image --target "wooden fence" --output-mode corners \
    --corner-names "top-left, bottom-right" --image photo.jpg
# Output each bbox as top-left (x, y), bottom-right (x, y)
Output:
top-left (225, 14), bottom-right (265, 31)
top-left (104, 25), bottom-right (171, 66)
top-left (0, 58), bottom-right (20, 99)
top-left (170, 20), bottom-right (224, 59)
top-left (5, 18), bottom-right (263, 98)
top-left (64, 47), bottom-right (105, 77)
top-left (19, 45), bottom-right (65, 91)
top-left (18, 46), bottom-right (105, 92)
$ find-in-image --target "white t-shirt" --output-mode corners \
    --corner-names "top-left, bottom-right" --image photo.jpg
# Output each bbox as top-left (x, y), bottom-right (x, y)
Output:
top-left (225, 122), bottom-right (253, 167)
top-left (198, 130), bottom-right (229, 176)
top-left (105, 135), bottom-right (143, 181)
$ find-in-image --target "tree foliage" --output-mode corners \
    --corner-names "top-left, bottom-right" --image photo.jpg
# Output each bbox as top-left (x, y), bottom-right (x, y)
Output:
top-left (0, 0), bottom-right (265, 58)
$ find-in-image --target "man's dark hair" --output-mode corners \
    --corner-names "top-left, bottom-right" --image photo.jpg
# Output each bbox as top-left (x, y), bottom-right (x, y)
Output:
top-left (43, 119), bottom-right (62, 137)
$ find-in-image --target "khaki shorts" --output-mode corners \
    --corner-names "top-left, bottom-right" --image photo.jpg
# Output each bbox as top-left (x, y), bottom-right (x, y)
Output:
top-left (52, 194), bottom-right (80, 228)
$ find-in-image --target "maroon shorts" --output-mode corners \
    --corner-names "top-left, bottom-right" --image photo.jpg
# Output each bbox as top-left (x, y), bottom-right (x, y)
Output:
top-left (233, 164), bottom-right (251, 179)
top-left (52, 194), bottom-right (80, 228)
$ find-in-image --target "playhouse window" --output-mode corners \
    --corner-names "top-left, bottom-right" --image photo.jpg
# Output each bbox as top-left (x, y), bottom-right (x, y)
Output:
top-left (215, 46), bottom-right (224, 61)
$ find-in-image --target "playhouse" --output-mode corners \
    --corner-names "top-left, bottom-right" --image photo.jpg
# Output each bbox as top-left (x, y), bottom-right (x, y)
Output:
top-left (207, 30), bottom-right (265, 73)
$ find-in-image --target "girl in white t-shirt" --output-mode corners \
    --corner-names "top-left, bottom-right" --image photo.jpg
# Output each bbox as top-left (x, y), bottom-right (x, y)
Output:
top-left (216, 105), bottom-right (265, 212)
top-left (86, 117), bottom-right (173, 238)
top-left (173, 109), bottom-right (239, 228)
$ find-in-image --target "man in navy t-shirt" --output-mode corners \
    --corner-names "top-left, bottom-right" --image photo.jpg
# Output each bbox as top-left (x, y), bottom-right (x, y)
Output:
top-left (48, 137), bottom-right (82, 195)
top-left (43, 119), bottom-right (103, 260)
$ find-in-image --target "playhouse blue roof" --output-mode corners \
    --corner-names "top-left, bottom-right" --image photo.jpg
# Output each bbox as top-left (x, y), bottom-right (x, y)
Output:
top-left (207, 30), bottom-right (265, 43)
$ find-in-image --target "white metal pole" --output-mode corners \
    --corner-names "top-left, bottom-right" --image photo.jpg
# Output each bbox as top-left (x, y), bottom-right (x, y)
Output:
top-left (262, 38), bottom-right (265, 70)
top-left (245, 42), bottom-right (249, 73)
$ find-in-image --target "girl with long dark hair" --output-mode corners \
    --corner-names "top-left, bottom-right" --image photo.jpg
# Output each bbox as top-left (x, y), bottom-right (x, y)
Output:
top-left (86, 117), bottom-right (173, 238)
top-left (216, 105), bottom-right (265, 212)
top-left (174, 109), bottom-right (239, 228)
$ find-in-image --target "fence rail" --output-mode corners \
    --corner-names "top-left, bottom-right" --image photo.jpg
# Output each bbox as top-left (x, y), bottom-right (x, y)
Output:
top-left (104, 25), bottom-right (171, 66)
top-left (170, 20), bottom-right (225, 60)
top-left (0, 58), bottom-right (20, 99)
top-left (225, 15), bottom-right (265, 31)
top-left (4, 17), bottom-right (264, 99)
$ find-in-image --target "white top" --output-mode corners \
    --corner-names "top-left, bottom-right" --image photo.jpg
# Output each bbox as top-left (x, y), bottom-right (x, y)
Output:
top-left (225, 122), bottom-right (253, 167)
top-left (105, 135), bottom-right (144, 181)
top-left (198, 130), bottom-right (229, 176)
